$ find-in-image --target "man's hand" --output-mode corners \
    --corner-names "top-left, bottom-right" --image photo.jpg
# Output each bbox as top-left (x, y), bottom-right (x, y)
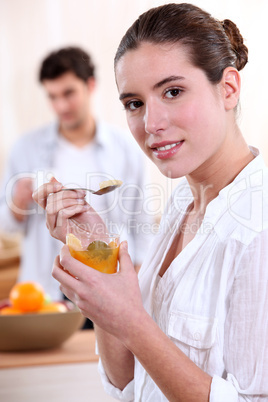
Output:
top-left (11, 178), bottom-right (34, 222)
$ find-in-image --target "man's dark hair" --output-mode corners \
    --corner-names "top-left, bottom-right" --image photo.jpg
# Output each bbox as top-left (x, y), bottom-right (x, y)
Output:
top-left (39, 46), bottom-right (95, 82)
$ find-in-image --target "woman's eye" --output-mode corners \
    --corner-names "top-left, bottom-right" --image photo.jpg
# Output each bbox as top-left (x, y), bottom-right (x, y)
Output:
top-left (125, 100), bottom-right (143, 111)
top-left (165, 88), bottom-right (181, 99)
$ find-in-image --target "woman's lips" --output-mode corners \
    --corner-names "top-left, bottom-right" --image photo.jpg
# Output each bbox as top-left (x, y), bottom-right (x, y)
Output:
top-left (151, 141), bottom-right (184, 159)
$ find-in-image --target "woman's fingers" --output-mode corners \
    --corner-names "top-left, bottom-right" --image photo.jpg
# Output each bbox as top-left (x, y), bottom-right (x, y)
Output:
top-left (32, 180), bottom-right (63, 209)
top-left (56, 242), bottom-right (135, 286)
top-left (118, 241), bottom-right (135, 273)
top-left (53, 251), bottom-right (80, 286)
top-left (46, 192), bottom-right (87, 220)
top-left (44, 189), bottom-right (88, 240)
top-left (60, 286), bottom-right (77, 304)
top-left (56, 245), bottom-right (84, 279)
top-left (33, 178), bottom-right (107, 242)
top-left (49, 177), bottom-right (61, 185)
top-left (46, 194), bottom-right (85, 215)
top-left (47, 203), bottom-right (90, 239)
top-left (52, 244), bottom-right (143, 337)
top-left (53, 255), bottom-right (78, 302)
top-left (32, 175), bottom-right (86, 210)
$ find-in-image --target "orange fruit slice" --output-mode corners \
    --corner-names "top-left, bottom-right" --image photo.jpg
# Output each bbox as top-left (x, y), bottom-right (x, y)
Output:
top-left (66, 233), bottom-right (83, 251)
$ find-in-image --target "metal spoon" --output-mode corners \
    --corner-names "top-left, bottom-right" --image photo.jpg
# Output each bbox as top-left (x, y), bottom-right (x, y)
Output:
top-left (60, 183), bottom-right (121, 196)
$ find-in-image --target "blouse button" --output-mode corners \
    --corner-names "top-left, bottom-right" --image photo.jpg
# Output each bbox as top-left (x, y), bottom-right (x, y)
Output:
top-left (193, 332), bottom-right (201, 341)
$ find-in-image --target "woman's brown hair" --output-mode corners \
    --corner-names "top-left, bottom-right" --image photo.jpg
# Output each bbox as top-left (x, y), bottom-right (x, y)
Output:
top-left (115, 3), bottom-right (248, 83)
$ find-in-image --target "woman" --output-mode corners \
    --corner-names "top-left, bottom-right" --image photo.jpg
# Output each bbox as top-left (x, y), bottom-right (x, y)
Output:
top-left (33, 3), bottom-right (268, 401)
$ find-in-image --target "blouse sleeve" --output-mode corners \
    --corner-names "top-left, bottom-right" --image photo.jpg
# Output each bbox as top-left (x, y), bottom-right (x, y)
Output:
top-left (97, 358), bottom-right (135, 401)
top-left (95, 340), bottom-right (135, 401)
top-left (210, 229), bottom-right (268, 401)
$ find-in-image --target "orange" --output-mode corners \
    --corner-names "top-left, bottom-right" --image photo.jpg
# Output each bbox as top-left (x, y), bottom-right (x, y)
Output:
top-left (66, 233), bottom-right (82, 251)
top-left (9, 282), bottom-right (46, 312)
top-left (0, 306), bottom-right (22, 315)
top-left (38, 302), bottom-right (68, 314)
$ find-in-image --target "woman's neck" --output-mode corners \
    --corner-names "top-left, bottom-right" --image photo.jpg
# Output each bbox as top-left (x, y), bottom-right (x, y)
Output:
top-left (186, 134), bottom-right (254, 214)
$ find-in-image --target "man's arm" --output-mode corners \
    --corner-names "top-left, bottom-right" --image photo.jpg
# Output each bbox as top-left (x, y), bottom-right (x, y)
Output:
top-left (9, 177), bottom-right (34, 222)
top-left (0, 145), bottom-right (30, 232)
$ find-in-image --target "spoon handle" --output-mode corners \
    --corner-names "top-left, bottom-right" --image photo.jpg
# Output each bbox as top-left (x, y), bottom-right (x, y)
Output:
top-left (60, 188), bottom-right (95, 193)
top-left (60, 184), bottom-right (120, 195)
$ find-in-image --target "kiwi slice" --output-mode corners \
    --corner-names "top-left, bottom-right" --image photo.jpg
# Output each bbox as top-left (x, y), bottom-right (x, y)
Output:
top-left (87, 240), bottom-right (112, 259)
top-left (87, 240), bottom-right (109, 251)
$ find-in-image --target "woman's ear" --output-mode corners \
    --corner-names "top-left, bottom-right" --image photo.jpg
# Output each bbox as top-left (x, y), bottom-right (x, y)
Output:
top-left (221, 67), bottom-right (241, 110)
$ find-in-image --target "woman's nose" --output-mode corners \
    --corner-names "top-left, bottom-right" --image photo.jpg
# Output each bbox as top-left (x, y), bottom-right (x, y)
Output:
top-left (144, 99), bottom-right (168, 135)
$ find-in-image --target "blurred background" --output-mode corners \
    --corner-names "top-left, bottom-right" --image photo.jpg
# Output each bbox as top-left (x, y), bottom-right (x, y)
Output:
top-left (0, 0), bottom-right (268, 201)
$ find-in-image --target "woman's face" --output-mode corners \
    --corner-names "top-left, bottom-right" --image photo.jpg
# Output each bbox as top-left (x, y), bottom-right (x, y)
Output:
top-left (115, 42), bottom-right (230, 179)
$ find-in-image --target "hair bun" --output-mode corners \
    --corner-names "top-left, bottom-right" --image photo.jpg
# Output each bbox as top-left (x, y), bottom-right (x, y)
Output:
top-left (221, 19), bottom-right (248, 71)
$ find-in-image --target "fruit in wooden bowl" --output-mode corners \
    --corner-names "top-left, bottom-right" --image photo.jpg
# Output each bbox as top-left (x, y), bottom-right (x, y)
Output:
top-left (0, 281), bottom-right (86, 351)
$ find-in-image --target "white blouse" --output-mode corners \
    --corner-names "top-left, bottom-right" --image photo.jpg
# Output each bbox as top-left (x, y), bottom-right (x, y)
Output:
top-left (98, 147), bottom-right (268, 401)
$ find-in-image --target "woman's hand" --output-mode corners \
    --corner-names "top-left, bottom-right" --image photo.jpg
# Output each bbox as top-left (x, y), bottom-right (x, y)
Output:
top-left (32, 177), bottom-right (106, 243)
top-left (52, 242), bottom-right (145, 341)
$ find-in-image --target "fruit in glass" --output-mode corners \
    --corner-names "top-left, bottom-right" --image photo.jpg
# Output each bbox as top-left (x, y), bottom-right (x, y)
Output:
top-left (66, 220), bottom-right (119, 274)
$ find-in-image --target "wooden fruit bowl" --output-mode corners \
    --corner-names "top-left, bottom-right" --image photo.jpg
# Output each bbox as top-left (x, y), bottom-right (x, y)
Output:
top-left (0, 301), bottom-right (86, 351)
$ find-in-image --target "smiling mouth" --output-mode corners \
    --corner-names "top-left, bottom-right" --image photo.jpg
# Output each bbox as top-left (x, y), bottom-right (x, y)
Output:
top-left (153, 141), bottom-right (183, 151)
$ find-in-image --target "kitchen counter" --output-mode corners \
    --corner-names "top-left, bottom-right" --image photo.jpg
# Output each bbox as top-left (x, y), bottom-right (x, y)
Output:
top-left (0, 330), bottom-right (116, 402)
top-left (0, 329), bottom-right (98, 368)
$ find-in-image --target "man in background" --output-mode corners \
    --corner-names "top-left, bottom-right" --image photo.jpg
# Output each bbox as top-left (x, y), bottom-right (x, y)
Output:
top-left (0, 46), bottom-right (154, 304)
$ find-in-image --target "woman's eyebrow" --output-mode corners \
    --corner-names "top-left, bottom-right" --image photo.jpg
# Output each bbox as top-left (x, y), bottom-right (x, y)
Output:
top-left (153, 75), bottom-right (185, 90)
top-left (119, 92), bottom-right (137, 101)
top-left (119, 75), bottom-right (185, 101)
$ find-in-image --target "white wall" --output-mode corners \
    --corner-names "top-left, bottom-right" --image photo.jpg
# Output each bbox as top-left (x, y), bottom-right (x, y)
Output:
top-left (1, 0), bottom-right (267, 207)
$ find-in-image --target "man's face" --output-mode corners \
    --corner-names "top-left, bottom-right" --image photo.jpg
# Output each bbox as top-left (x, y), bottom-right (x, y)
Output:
top-left (42, 72), bottom-right (94, 131)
